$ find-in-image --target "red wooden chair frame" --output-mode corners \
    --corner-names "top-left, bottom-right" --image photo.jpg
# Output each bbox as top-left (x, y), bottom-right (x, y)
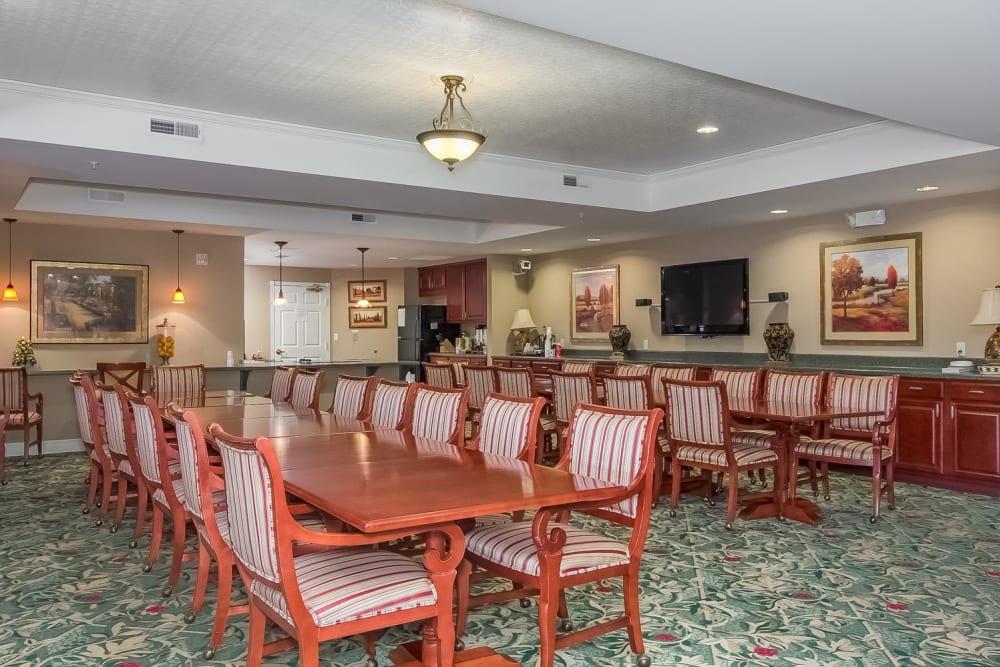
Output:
top-left (266, 366), bottom-right (299, 403)
top-left (0, 366), bottom-right (43, 465)
top-left (401, 384), bottom-right (469, 445)
top-left (288, 369), bottom-right (325, 410)
top-left (326, 374), bottom-right (376, 418)
top-left (96, 361), bottom-right (147, 394)
top-left (421, 362), bottom-right (458, 389)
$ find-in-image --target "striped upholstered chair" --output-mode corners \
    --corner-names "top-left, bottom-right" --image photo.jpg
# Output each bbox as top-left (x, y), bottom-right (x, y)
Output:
top-left (422, 362), bottom-right (457, 389)
top-left (209, 423), bottom-right (462, 667)
top-left (151, 364), bottom-right (206, 406)
top-left (649, 365), bottom-right (697, 408)
top-left (614, 362), bottom-right (652, 377)
top-left (266, 366), bottom-right (298, 403)
top-left (730, 369), bottom-right (826, 448)
top-left (468, 393), bottom-right (546, 463)
top-left (795, 373), bottom-right (900, 523)
top-left (127, 391), bottom-right (192, 597)
top-left (457, 403), bottom-right (664, 667)
top-left (98, 381), bottom-right (145, 537)
top-left (463, 365), bottom-right (498, 437)
top-left (495, 366), bottom-right (534, 398)
top-left (0, 407), bottom-right (8, 485)
top-left (709, 368), bottom-right (764, 483)
top-left (326, 374), bottom-right (375, 418)
top-left (561, 360), bottom-right (594, 375)
top-left (71, 373), bottom-right (116, 524)
top-left (662, 378), bottom-right (781, 528)
top-left (402, 384), bottom-right (469, 445)
top-left (288, 370), bottom-right (324, 410)
top-left (603, 375), bottom-right (654, 411)
top-left (549, 370), bottom-right (598, 456)
top-left (361, 380), bottom-right (415, 430)
top-left (0, 366), bottom-right (43, 465)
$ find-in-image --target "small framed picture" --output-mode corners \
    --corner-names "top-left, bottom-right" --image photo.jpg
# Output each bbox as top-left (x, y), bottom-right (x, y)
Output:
top-left (347, 280), bottom-right (386, 303)
top-left (348, 305), bottom-right (388, 329)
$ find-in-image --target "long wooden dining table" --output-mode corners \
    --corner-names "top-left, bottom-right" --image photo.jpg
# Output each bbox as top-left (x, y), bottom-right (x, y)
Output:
top-left (169, 401), bottom-right (624, 666)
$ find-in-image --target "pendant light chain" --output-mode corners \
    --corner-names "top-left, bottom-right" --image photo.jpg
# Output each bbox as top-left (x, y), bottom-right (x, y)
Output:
top-left (357, 247), bottom-right (370, 308)
top-left (274, 241), bottom-right (288, 306)
top-left (171, 230), bottom-right (186, 304)
top-left (3, 218), bottom-right (18, 301)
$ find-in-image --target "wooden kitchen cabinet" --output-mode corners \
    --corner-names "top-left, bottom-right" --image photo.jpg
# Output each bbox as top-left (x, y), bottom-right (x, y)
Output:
top-left (463, 260), bottom-right (487, 321)
top-left (896, 379), bottom-right (945, 476)
top-left (947, 381), bottom-right (1000, 485)
top-left (417, 266), bottom-right (447, 296)
top-left (445, 263), bottom-right (466, 322)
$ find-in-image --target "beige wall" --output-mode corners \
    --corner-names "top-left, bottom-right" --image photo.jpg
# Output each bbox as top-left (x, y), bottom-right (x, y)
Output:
top-left (522, 190), bottom-right (1000, 358)
top-left (487, 254), bottom-right (531, 355)
top-left (0, 223), bottom-right (244, 370)
top-left (244, 265), bottom-right (405, 362)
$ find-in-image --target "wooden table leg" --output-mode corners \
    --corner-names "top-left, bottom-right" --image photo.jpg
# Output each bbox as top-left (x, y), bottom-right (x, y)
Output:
top-left (781, 424), bottom-right (822, 525)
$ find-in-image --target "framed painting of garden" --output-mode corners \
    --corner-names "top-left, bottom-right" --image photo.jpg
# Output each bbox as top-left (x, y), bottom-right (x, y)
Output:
top-left (820, 233), bottom-right (922, 345)
top-left (570, 265), bottom-right (619, 343)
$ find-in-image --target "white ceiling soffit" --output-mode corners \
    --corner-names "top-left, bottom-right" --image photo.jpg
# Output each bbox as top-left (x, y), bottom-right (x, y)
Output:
top-left (453, 0), bottom-right (1000, 147)
top-left (15, 179), bottom-right (561, 244)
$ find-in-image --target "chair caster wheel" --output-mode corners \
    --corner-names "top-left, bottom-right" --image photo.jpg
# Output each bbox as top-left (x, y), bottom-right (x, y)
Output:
top-left (708, 499), bottom-right (716, 507)
top-left (23, 460), bottom-right (28, 467)
top-left (183, 572), bottom-right (191, 581)
top-left (83, 507), bottom-right (91, 514)
top-left (455, 638), bottom-right (465, 651)
top-left (869, 515), bottom-right (878, 524)
top-left (203, 647), bottom-right (216, 660)
top-left (110, 524), bottom-right (118, 533)
top-left (142, 563), bottom-right (153, 573)
top-left (637, 654), bottom-right (651, 667)
top-left (519, 598), bottom-right (532, 608)
top-left (823, 495), bottom-right (831, 501)
top-left (184, 612), bottom-right (197, 624)
top-left (668, 509), bottom-right (676, 517)
top-left (1, 480), bottom-right (7, 485)
top-left (365, 658), bottom-right (378, 667)
top-left (560, 619), bottom-right (573, 632)
top-left (162, 586), bottom-right (173, 598)
top-left (95, 519), bottom-right (104, 527)
top-left (95, 500), bottom-right (102, 507)
top-left (725, 522), bottom-right (734, 530)
top-left (129, 540), bottom-right (138, 549)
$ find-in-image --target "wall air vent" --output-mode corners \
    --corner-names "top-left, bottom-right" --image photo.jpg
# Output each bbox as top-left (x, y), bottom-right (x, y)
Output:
top-left (351, 213), bottom-right (377, 224)
top-left (88, 188), bottom-right (126, 203)
top-left (563, 174), bottom-right (589, 189)
top-left (149, 117), bottom-right (202, 140)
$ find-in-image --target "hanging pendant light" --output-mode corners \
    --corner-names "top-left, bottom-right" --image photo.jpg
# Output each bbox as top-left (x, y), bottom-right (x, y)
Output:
top-left (171, 230), bottom-right (186, 304)
top-left (3, 218), bottom-right (17, 301)
top-left (417, 75), bottom-right (486, 171)
top-left (273, 241), bottom-right (288, 306)
top-left (356, 247), bottom-right (371, 308)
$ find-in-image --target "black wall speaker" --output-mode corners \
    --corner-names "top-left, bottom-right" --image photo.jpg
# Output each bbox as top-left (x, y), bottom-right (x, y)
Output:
top-left (635, 298), bottom-right (653, 307)
top-left (767, 292), bottom-right (789, 302)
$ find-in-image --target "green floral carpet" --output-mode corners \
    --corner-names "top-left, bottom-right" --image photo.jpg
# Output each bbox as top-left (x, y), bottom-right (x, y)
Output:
top-left (1, 454), bottom-right (998, 666)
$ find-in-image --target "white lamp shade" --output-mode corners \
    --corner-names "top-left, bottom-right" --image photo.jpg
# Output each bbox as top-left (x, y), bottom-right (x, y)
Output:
top-left (417, 130), bottom-right (484, 164)
top-left (970, 287), bottom-right (1000, 325)
top-left (509, 308), bottom-right (538, 330)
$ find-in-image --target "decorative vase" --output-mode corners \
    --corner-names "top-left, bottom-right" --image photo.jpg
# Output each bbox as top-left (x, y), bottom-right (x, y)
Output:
top-left (155, 318), bottom-right (176, 365)
top-left (609, 324), bottom-right (631, 359)
top-left (763, 322), bottom-right (794, 362)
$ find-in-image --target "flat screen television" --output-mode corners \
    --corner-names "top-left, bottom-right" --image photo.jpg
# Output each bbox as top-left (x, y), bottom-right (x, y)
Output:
top-left (660, 258), bottom-right (749, 336)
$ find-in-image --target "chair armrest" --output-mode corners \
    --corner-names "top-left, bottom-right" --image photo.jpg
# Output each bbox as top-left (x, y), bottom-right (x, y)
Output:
top-left (28, 391), bottom-right (43, 414)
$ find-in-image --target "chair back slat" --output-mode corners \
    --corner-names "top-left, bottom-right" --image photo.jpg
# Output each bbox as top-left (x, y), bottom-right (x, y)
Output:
top-left (565, 404), bottom-right (658, 519)
top-left (172, 409), bottom-right (208, 521)
top-left (268, 367), bottom-right (298, 403)
top-left (151, 364), bottom-right (206, 405)
top-left (422, 363), bottom-right (456, 389)
top-left (450, 362), bottom-right (468, 386)
top-left (128, 394), bottom-right (174, 495)
top-left (98, 382), bottom-right (129, 457)
top-left (407, 385), bottom-right (468, 443)
top-left (663, 380), bottom-right (728, 447)
top-left (615, 363), bottom-right (652, 377)
top-left (96, 362), bottom-right (147, 393)
top-left (0, 368), bottom-right (27, 411)
top-left (367, 380), bottom-right (412, 429)
top-left (550, 371), bottom-right (596, 423)
top-left (764, 369), bottom-right (825, 405)
top-left (473, 394), bottom-right (545, 461)
top-left (709, 368), bottom-right (762, 401)
top-left (650, 365), bottom-right (696, 405)
top-left (464, 366), bottom-right (498, 411)
top-left (603, 376), bottom-right (653, 411)
top-left (329, 374), bottom-right (373, 418)
top-left (289, 370), bottom-right (324, 410)
top-left (495, 367), bottom-right (534, 399)
top-left (69, 374), bottom-right (96, 446)
top-left (826, 374), bottom-right (898, 435)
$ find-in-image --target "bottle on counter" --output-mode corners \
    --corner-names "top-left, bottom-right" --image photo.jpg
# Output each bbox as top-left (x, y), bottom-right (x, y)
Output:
top-left (543, 326), bottom-right (554, 358)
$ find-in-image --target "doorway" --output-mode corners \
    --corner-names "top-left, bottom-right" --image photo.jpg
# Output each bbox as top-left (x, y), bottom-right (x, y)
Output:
top-left (269, 281), bottom-right (331, 362)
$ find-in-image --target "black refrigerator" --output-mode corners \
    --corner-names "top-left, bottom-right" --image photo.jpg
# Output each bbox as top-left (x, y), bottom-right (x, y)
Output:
top-left (397, 305), bottom-right (460, 380)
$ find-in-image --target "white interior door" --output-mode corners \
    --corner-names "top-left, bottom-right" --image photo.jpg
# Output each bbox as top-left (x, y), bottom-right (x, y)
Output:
top-left (270, 281), bottom-right (330, 362)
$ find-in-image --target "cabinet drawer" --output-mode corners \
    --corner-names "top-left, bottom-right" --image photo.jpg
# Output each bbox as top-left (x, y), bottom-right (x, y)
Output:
top-left (511, 361), bottom-right (532, 369)
top-left (533, 361), bottom-right (562, 374)
top-left (948, 381), bottom-right (1000, 403)
top-left (899, 379), bottom-right (944, 400)
top-left (493, 359), bottom-right (512, 368)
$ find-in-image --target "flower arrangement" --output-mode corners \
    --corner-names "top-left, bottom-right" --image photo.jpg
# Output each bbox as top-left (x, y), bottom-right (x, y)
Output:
top-left (12, 336), bottom-right (36, 367)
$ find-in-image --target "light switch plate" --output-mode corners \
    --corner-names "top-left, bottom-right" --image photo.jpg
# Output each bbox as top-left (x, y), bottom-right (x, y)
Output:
top-left (195, 253), bottom-right (209, 266)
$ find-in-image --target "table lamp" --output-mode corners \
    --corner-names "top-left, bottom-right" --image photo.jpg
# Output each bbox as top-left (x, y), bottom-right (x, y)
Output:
top-left (509, 308), bottom-right (538, 355)
top-left (970, 285), bottom-right (1000, 361)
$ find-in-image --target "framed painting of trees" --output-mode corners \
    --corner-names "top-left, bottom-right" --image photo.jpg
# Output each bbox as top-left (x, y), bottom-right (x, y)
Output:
top-left (820, 233), bottom-right (922, 345)
top-left (570, 265), bottom-right (619, 343)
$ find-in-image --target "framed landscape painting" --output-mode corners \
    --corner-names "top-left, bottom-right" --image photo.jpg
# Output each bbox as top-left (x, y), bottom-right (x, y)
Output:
top-left (820, 233), bottom-right (922, 345)
top-left (570, 265), bottom-right (619, 343)
top-left (347, 280), bottom-right (386, 303)
top-left (30, 260), bottom-right (149, 343)
top-left (348, 305), bottom-right (387, 329)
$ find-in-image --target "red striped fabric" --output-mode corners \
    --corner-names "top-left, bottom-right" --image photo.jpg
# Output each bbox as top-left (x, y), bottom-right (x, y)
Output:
top-left (615, 363), bottom-right (652, 377)
top-left (464, 367), bottom-right (497, 411)
top-left (131, 400), bottom-right (166, 486)
top-left (496, 368), bottom-right (533, 399)
top-left (676, 442), bottom-right (777, 467)
top-left (410, 387), bottom-right (463, 441)
top-left (424, 364), bottom-right (456, 389)
top-left (765, 370), bottom-right (824, 404)
top-left (551, 374), bottom-right (595, 422)
top-left (0, 369), bottom-right (26, 411)
top-left (465, 522), bottom-right (630, 577)
top-left (650, 366), bottom-right (696, 405)
top-left (289, 372), bottom-right (321, 409)
top-left (476, 395), bottom-right (535, 460)
top-left (562, 361), bottom-right (594, 374)
top-left (6, 412), bottom-right (40, 426)
top-left (664, 382), bottom-right (726, 446)
top-left (450, 362), bottom-right (467, 386)
top-left (269, 368), bottom-right (296, 403)
top-left (152, 365), bottom-right (205, 404)
top-left (330, 377), bottom-right (369, 418)
top-left (710, 369), bottom-right (760, 400)
top-left (566, 406), bottom-right (651, 519)
top-left (827, 374), bottom-right (896, 433)
top-left (70, 381), bottom-right (95, 445)
top-left (369, 382), bottom-right (408, 428)
top-left (796, 438), bottom-right (893, 462)
top-left (173, 418), bottom-right (207, 521)
top-left (101, 386), bottom-right (128, 457)
top-left (603, 377), bottom-right (651, 411)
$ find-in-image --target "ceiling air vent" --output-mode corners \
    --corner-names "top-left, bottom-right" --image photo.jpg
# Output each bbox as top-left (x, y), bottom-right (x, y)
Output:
top-left (563, 174), bottom-right (589, 189)
top-left (88, 188), bottom-right (126, 203)
top-left (149, 117), bottom-right (202, 140)
top-left (351, 213), bottom-right (377, 224)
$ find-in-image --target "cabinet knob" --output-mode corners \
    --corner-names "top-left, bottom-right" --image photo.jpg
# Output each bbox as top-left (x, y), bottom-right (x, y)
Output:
top-left (968, 389), bottom-right (986, 395)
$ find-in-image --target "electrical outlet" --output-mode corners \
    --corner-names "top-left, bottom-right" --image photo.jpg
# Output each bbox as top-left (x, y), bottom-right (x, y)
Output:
top-left (333, 333), bottom-right (338, 342)
top-left (643, 339), bottom-right (649, 350)
top-left (956, 341), bottom-right (966, 357)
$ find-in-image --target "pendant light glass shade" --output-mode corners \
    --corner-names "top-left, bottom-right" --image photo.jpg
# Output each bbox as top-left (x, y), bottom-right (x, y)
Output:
top-left (171, 230), bottom-right (185, 304)
top-left (3, 218), bottom-right (18, 301)
top-left (417, 75), bottom-right (486, 171)
top-left (273, 241), bottom-right (288, 306)
top-left (356, 247), bottom-right (370, 308)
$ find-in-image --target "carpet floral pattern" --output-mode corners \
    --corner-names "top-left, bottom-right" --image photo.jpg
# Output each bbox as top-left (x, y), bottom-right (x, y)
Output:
top-left (0, 454), bottom-right (998, 666)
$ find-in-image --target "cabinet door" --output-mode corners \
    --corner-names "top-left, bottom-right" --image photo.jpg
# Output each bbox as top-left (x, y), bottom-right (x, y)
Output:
top-left (445, 264), bottom-right (466, 322)
top-left (463, 260), bottom-right (487, 321)
top-left (418, 268), bottom-right (433, 296)
top-left (431, 266), bottom-right (447, 292)
top-left (949, 401), bottom-right (1000, 481)
top-left (896, 400), bottom-right (944, 474)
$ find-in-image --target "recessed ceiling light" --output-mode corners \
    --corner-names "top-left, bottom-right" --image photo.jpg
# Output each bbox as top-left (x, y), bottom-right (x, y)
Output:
top-left (387, 256), bottom-right (398, 260)
top-left (915, 185), bottom-right (940, 192)
top-left (587, 238), bottom-right (601, 242)
top-left (697, 126), bottom-right (719, 134)
top-left (770, 209), bottom-right (789, 215)
top-left (520, 248), bottom-right (533, 252)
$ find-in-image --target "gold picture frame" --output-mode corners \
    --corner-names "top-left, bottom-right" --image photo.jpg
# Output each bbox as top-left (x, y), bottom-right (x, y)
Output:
top-left (348, 305), bottom-right (388, 329)
top-left (570, 265), bottom-right (620, 343)
top-left (347, 280), bottom-right (386, 303)
top-left (30, 260), bottom-right (149, 343)
top-left (820, 232), bottom-right (922, 345)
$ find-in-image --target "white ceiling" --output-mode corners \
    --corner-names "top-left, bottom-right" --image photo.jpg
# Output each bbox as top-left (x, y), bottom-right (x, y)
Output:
top-left (0, 0), bottom-right (996, 268)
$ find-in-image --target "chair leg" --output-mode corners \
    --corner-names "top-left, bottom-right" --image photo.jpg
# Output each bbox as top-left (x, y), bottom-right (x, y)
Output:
top-left (455, 559), bottom-right (472, 638)
top-left (651, 447), bottom-right (663, 507)
top-left (85, 461), bottom-right (100, 513)
top-left (725, 469), bottom-right (739, 528)
top-left (131, 483), bottom-right (149, 548)
top-left (886, 459), bottom-right (896, 510)
top-left (34, 421), bottom-right (42, 459)
top-left (297, 627), bottom-right (320, 667)
top-left (112, 475), bottom-right (129, 531)
top-left (557, 589), bottom-right (571, 631)
top-left (820, 462), bottom-right (831, 500)
top-left (669, 459), bottom-right (681, 516)
top-left (189, 541), bottom-right (211, 621)
top-left (536, 577), bottom-right (560, 667)
top-left (622, 570), bottom-right (645, 657)
top-left (209, 558), bottom-right (235, 654)
top-left (246, 601), bottom-right (266, 667)
top-left (870, 463), bottom-right (882, 523)
top-left (97, 465), bottom-right (113, 526)
top-left (145, 506), bottom-right (164, 572)
top-left (164, 509), bottom-right (188, 596)
top-left (808, 460), bottom-right (819, 497)
top-left (22, 427), bottom-right (29, 466)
